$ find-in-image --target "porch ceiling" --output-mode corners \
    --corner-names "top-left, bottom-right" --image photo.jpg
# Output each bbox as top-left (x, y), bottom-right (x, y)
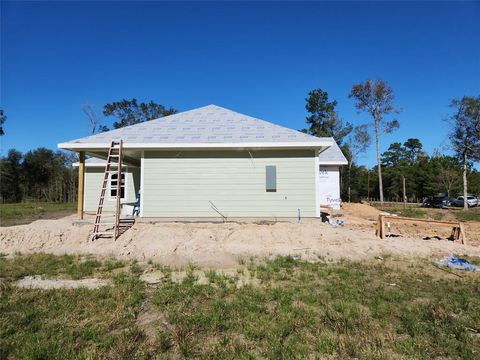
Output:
top-left (85, 150), bottom-right (142, 167)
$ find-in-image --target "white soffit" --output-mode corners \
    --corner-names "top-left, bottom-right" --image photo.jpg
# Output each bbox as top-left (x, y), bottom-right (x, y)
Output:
top-left (318, 141), bottom-right (348, 165)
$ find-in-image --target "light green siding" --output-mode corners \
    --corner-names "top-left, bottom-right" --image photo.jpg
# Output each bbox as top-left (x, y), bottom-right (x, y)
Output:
top-left (84, 167), bottom-right (140, 212)
top-left (142, 150), bottom-right (317, 218)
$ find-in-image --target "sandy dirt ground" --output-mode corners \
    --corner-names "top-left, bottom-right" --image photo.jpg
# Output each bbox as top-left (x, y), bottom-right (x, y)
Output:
top-left (342, 203), bottom-right (480, 246)
top-left (1, 203), bottom-right (479, 268)
top-left (15, 276), bottom-right (110, 289)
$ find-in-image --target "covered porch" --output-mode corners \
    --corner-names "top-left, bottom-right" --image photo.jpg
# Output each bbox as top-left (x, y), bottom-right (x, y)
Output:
top-left (74, 147), bottom-right (142, 220)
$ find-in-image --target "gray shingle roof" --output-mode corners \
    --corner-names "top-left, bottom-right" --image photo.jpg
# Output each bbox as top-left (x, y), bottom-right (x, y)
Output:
top-left (59, 104), bottom-right (331, 150)
top-left (318, 141), bottom-right (348, 165)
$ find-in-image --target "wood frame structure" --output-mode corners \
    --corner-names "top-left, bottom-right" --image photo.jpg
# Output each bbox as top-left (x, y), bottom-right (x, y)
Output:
top-left (376, 214), bottom-right (467, 244)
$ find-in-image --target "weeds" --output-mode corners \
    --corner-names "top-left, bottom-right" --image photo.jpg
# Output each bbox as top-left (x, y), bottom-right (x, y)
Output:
top-left (433, 212), bottom-right (445, 221)
top-left (1, 254), bottom-right (479, 359)
top-left (103, 258), bottom-right (126, 272)
top-left (456, 210), bottom-right (480, 222)
top-left (0, 202), bottom-right (75, 226)
top-left (385, 207), bottom-right (427, 218)
top-left (65, 258), bottom-right (102, 279)
top-left (0, 253), bottom-right (104, 280)
top-left (151, 257), bottom-right (480, 358)
top-left (0, 255), bottom-right (145, 359)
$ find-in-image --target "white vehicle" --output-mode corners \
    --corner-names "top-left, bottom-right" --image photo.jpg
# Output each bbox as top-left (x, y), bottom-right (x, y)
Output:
top-left (453, 195), bottom-right (479, 208)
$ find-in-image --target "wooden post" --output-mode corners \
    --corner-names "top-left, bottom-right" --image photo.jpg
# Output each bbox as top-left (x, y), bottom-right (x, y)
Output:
top-left (381, 215), bottom-right (385, 238)
top-left (402, 176), bottom-right (406, 207)
top-left (77, 151), bottom-right (85, 220)
top-left (459, 223), bottom-right (467, 245)
top-left (376, 214), bottom-right (385, 239)
top-left (114, 141), bottom-right (123, 239)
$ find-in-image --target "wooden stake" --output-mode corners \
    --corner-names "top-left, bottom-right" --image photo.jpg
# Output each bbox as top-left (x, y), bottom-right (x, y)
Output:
top-left (77, 151), bottom-right (85, 220)
top-left (459, 223), bottom-right (467, 245)
top-left (380, 215), bottom-right (385, 239)
top-left (450, 227), bottom-right (458, 241)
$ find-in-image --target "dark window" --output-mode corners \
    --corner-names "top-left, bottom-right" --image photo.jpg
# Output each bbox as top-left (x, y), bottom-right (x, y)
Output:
top-left (110, 173), bottom-right (125, 199)
top-left (266, 165), bottom-right (277, 192)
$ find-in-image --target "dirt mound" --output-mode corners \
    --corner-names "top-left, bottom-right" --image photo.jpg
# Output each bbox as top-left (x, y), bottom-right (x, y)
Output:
top-left (341, 202), bottom-right (382, 220)
top-left (1, 213), bottom-right (479, 268)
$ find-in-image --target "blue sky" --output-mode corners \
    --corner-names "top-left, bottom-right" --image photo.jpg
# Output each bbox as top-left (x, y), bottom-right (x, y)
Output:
top-left (1, 1), bottom-right (479, 167)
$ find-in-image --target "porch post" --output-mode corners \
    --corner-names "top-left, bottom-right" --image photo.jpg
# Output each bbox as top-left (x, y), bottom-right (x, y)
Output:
top-left (77, 151), bottom-right (85, 219)
top-left (314, 149), bottom-right (320, 218)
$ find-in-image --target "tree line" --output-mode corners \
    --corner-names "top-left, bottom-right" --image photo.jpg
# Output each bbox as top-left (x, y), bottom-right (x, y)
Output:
top-left (0, 148), bottom-right (78, 203)
top-left (341, 139), bottom-right (480, 203)
top-left (303, 80), bottom-right (480, 209)
top-left (0, 99), bottom-right (176, 204)
top-left (1, 85), bottom-right (479, 208)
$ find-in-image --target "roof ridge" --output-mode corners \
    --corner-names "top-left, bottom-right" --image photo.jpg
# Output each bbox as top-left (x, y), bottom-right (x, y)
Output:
top-left (179, 104), bottom-right (325, 141)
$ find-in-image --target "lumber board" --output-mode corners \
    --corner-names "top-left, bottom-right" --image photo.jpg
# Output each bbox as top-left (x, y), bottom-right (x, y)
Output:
top-left (379, 215), bottom-right (459, 226)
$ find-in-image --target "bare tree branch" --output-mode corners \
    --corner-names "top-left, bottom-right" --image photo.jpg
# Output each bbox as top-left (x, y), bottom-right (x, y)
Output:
top-left (82, 103), bottom-right (103, 134)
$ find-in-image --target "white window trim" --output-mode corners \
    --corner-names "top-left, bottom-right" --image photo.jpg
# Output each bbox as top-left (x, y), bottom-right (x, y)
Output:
top-left (108, 166), bottom-right (128, 202)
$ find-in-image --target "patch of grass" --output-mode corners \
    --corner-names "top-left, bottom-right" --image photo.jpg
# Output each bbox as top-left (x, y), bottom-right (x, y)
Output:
top-left (1, 254), bottom-right (480, 358)
top-left (0, 202), bottom-right (75, 227)
top-left (0, 253), bottom-right (76, 280)
top-left (0, 253), bottom-right (106, 281)
top-left (65, 258), bottom-right (102, 279)
top-left (455, 210), bottom-right (480, 222)
top-left (0, 255), bottom-right (146, 359)
top-left (381, 206), bottom-right (427, 218)
top-left (151, 258), bottom-right (480, 359)
top-left (103, 258), bottom-right (127, 272)
top-left (433, 212), bottom-right (445, 221)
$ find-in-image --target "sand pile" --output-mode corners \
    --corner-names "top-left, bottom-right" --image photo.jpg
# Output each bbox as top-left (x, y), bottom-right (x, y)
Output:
top-left (341, 202), bottom-right (382, 220)
top-left (1, 213), bottom-right (479, 268)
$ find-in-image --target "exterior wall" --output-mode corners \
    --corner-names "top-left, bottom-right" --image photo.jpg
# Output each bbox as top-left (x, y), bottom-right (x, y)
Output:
top-left (142, 150), bottom-right (317, 218)
top-left (318, 165), bottom-right (341, 209)
top-left (84, 167), bottom-right (140, 212)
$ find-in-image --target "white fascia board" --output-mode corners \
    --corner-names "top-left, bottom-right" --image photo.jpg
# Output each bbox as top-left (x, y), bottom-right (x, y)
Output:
top-left (72, 162), bottom-right (105, 167)
top-left (72, 162), bottom-right (139, 167)
top-left (319, 160), bottom-right (349, 166)
top-left (59, 140), bottom-right (333, 151)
